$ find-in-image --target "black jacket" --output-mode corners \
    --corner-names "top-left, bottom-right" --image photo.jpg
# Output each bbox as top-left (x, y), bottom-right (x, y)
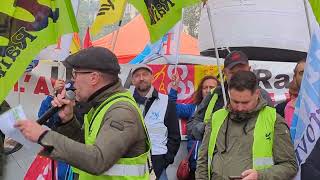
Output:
top-left (133, 89), bottom-right (181, 177)
top-left (0, 101), bottom-right (10, 176)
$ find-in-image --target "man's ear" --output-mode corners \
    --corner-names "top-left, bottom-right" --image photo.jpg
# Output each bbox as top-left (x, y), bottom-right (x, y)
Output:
top-left (90, 72), bottom-right (100, 85)
top-left (255, 88), bottom-right (260, 100)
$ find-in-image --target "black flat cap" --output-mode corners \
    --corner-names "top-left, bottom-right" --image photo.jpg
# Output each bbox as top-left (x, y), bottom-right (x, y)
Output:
top-left (63, 47), bottom-right (120, 75)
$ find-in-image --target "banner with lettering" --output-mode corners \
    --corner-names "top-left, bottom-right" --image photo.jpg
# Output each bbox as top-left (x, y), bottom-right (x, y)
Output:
top-left (6, 61), bottom-right (295, 138)
top-left (0, 0), bottom-right (78, 105)
top-left (128, 0), bottom-right (200, 43)
top-left (91, 0), bottom-right (127, 36)
top-left (291, 24), bottom-right (320, 180)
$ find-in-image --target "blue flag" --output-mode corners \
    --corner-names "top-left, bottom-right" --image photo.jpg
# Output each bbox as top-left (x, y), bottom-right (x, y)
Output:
top-left (129, 21), bottom-right (182, 64)
top-left (129, 37), bottom-right (166, 64)
top-left (291, 25), bottom-right (320, 179)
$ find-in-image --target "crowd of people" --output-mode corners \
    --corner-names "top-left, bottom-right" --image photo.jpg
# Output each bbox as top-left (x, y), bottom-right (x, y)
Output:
top-left (0, 47), bottom-right (306, 180)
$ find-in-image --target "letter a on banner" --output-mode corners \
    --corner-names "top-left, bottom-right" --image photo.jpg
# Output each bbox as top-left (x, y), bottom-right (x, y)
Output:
top-left (91, 0), bottom-right (127, 36)
top-left (0, 0), bottom-right (79, 104)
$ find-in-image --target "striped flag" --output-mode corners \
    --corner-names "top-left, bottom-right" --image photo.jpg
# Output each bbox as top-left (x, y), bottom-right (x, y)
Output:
top-left (90, 0), bottom-right (127, 36)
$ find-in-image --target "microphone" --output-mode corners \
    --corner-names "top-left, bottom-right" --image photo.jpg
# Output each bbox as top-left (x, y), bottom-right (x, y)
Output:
top-left (37, 90), bottom-right (76, 125)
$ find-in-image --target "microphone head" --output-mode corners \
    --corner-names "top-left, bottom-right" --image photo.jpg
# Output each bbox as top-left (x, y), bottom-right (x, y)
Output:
top-left (65, 90), bottom-right (76, 100)
top-left (65, 81), bottom-right (76, 91)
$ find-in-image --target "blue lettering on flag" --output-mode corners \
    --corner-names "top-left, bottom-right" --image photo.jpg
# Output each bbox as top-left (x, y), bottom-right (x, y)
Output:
top-left (291, 26), bottom-right (320, 180)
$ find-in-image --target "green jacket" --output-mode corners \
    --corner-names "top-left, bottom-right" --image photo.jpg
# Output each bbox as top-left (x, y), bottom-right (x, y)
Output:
top-left (0, 101), bottom-right (10, 176)
top-left (196, 97), bottom-right (298, 180)
top-left (39, 80), bottom-right (149, 177)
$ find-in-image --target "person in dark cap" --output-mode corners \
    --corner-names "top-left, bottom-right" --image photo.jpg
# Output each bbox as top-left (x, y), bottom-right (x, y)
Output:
top-left (15, 47), bottom-right (151, 179)
top-left (188, 50), bottom-right (273, 140)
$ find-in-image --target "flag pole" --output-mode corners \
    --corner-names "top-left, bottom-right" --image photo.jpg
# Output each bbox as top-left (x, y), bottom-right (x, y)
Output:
top-left (111, 0), bottom-right (128, 52)
top-left (173, 9), bottom-right (185, 75)
top-left (206, 4), bottom-right (227, 107)
top-left (303, 0), bottom-right (312, 39)
top-left (58, 0), bottom-right (80, 81)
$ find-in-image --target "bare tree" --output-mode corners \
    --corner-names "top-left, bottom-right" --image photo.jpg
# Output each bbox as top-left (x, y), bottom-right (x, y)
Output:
top-left (183, 5), bottom-right (201, 38)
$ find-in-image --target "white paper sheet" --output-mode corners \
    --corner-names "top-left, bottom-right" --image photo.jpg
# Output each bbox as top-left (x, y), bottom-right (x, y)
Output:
top-left (0, 105), bottom-right (34, 149)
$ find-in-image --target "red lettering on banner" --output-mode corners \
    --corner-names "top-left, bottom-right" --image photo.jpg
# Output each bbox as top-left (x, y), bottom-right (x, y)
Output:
top-left (24, 74), bottom-right (31, 83)
top-left (13, 74), bottom-right (31, 92)
top-left (163, 33), bottom-right (172, 55)
top-left (19, 87), bottom-right (25, 92)
top-left (14, 82), bottom-right (18, 92)
top-left (34, 76), bottom-right (50, 95)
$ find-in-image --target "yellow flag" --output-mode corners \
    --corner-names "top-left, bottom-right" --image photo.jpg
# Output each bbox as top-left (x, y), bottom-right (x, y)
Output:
top-left (0, 0), bottom-right (78, 104)
top-left (91, 0), bottom-right (127, 35)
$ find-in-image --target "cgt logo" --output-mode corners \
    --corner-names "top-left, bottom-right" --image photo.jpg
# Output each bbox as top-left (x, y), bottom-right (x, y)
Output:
top-left (0, 0), bottom-right (60, 78)
top-left (144, 0), bottom-right (175, 25)
top-left (265, 132), bottom-right (271, 141)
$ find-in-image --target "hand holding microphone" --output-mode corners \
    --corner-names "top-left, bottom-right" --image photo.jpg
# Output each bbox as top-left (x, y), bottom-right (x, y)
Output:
top-left (50, 88), bottom-right (76, 124)
top-left (37, 89), bottom-right (76, 125)
top-left (16, 87), bottom-right (76, 143)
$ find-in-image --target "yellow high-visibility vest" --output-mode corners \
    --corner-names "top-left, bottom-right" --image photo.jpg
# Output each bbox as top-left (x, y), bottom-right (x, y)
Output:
top-left (207, 106), bottom-right (276, 180)
top-left (78, 91), bottom-right (150, 180)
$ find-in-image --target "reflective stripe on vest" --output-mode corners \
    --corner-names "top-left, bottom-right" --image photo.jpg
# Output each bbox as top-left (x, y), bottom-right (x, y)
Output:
top-left (207, 106), bottom-right (276, 180)
top-left (102, 163), bottom-right (148, 176)
top-left (78, 91), bottom-right (150, 180)
top-left (204, 91), bottom-right (218, 124)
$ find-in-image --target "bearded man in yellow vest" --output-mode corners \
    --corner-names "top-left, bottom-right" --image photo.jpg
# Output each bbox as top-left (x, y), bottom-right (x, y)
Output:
top-left (15, 47), bottom-right (150, 180)
top-left (196, 71), bottom-right (297, 180)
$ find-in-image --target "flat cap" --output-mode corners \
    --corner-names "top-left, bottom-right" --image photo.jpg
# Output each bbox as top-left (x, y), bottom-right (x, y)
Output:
top-left (63, 47), bottom-right (120, 74)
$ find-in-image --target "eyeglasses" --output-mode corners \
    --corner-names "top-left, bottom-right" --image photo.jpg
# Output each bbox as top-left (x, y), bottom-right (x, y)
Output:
top-left (71, 70), bottom-right (93, 79)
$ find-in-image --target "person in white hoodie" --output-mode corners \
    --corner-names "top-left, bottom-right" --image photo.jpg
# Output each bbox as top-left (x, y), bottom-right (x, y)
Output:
top-left (131, 65), bottom-right (181, 180)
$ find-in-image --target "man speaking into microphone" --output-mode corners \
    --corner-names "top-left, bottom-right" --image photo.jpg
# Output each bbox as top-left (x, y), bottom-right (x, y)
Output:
top-left (15, 47), bottom-right (151, 179)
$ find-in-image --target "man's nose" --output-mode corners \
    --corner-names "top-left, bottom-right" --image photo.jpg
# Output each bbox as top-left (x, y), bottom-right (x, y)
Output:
top-left (204, 87), bottom-right (210, 93)
top-left (236, 104), bottom-right (245, 112)
top-left (139, 75), bottom-right (144, 81)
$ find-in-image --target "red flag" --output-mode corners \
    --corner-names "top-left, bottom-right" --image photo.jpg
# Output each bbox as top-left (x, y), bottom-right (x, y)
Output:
top-left (24, 155), bottom-right (57, 180)
top-left (83, 27), bottom-right (92, 49)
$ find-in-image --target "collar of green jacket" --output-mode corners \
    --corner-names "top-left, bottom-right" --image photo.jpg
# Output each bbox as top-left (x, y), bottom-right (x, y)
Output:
top-left (227, 95), bottom-right (268, 123)
top-left (87, 79), bottom-right (127, 109)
